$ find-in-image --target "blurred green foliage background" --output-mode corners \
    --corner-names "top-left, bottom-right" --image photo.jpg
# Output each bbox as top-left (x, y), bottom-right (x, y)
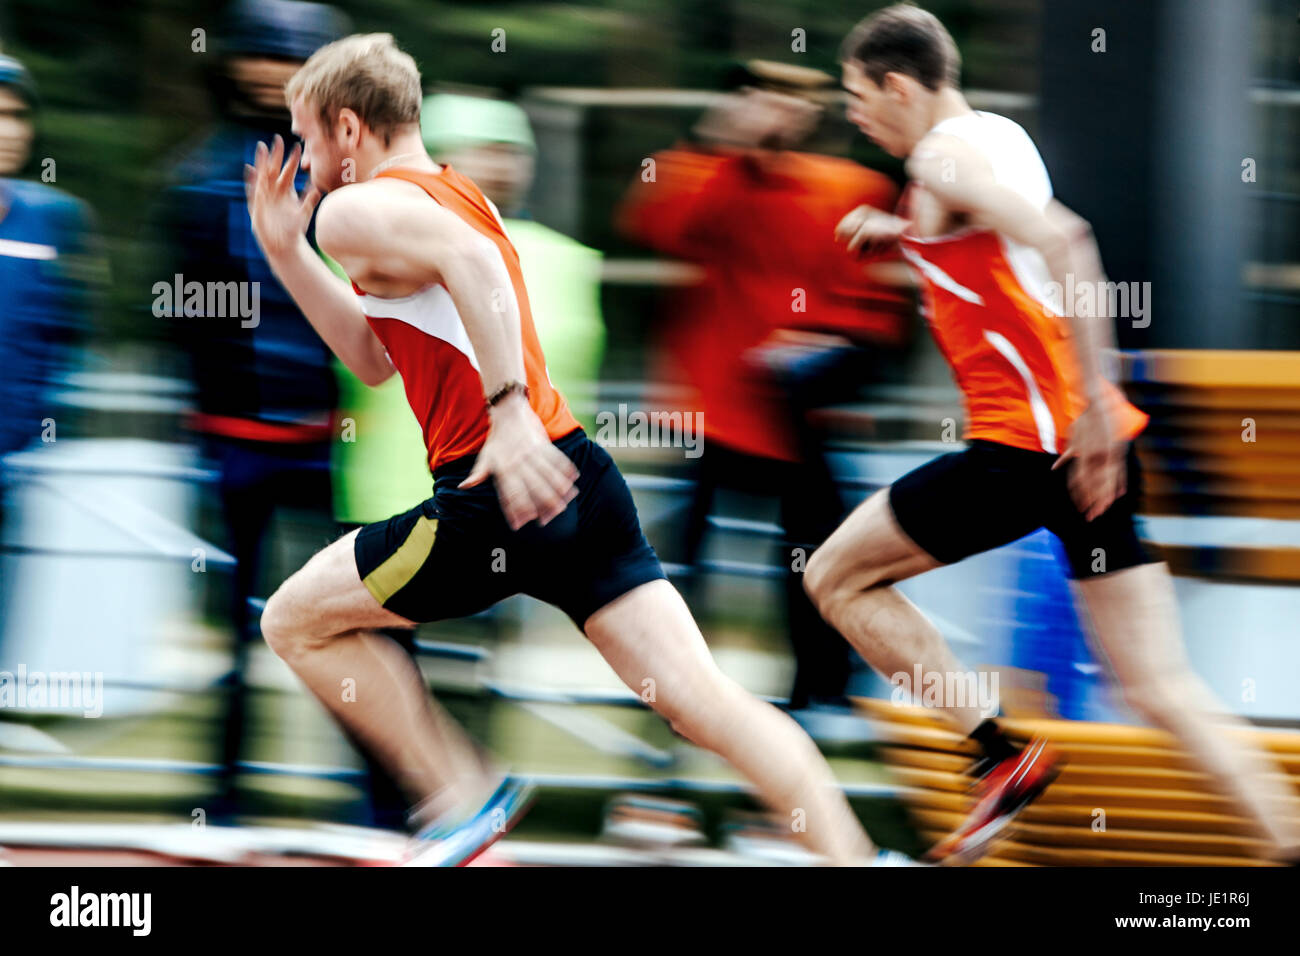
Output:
top-left (0, 0), bottom-right (1040, 348)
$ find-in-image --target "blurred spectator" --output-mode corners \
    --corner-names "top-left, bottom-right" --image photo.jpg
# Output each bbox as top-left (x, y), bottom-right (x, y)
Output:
top-left (619, 61), bottom-right (912, 718)
top-left (151, 0), bottom-right (412, 825)
top-left (0, 53), bottom-right (98, 618)
top-left (423, 92), bottom-right (605, 424)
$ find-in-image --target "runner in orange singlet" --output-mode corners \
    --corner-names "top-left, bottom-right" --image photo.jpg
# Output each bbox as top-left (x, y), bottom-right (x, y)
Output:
top-left (803, 4), bottom-right (1300, 864)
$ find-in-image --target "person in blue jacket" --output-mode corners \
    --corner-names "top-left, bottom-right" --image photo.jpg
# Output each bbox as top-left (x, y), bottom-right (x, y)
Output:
top-left (0, 52), bottom-right (98, 580)
top-left (155, 2), bottom-right (414, 826)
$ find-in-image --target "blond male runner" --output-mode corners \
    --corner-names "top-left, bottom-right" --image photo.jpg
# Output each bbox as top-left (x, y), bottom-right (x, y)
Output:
top-left (243, 33), bottom-right (904, 866)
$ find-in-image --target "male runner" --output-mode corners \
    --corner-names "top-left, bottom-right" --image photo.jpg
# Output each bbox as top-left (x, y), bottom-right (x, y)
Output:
top-left (244, 33), bottom-right (894, 865)
top-left (805, 4), bottom-right (1300, 863)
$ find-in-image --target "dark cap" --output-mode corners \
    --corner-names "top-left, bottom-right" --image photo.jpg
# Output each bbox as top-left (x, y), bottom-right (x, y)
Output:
top-left (218, 0), bottom-right (349, 62)
top-left (0, 54), bottom-right (39, 110)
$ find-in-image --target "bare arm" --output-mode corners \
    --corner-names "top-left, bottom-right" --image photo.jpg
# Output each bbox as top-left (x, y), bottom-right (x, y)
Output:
top-left (907, 134), bottom-right (1125, 520)
top-left (244, 136), bottom-right (394, 386)
top-left (265, 240), bottom-right (395, 385)
top-left (314, 170), bottom-right (578, 529)
top-left (907, 136), bottom-right (1109, 402)
top-left (315, 184), bottom-right (527, 402)
top-left (1043, 200), bottom-right (1120, 387)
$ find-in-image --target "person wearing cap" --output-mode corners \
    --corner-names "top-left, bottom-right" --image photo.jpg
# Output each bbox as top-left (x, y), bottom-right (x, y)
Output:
top-left (421, 93), bottom-right (606, 423)
top-left (0, 53), bottom-right (101, 687)
top-left (0, 52), bottom-right (99, 565)
top-left (619, 60), bottom-right (913, 726)
top-left (153, 1), bottom-right (420, 827)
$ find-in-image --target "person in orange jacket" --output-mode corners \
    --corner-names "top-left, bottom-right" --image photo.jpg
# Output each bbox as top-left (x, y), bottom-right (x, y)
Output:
top-left (619, 60), bottom-right (912, 722)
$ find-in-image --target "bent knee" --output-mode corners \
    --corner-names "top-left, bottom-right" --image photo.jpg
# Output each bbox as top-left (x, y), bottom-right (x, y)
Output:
top-left (804, 545), bottom-right (864, 621)
top-left (802, 546), bottom-right (838, 608)
top-left (654, 698), bottom-right (703, 745)
top-left (259, 589), bottom-right (303, 660)
top-left (654, 675), bottom-right (741, 747)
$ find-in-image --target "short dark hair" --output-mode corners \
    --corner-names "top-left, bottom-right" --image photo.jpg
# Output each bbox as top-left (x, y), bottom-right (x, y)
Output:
top-left (840, 4), bottom-right (961, 91)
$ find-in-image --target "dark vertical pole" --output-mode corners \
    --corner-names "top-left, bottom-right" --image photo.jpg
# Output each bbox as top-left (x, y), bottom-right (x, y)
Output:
top-left (1039, 0), bottom-right (1255, 349)
top-left (1038, 1), bottom-right (1159, 350)
top-left (1150, 0), bottom-right (1254, 349)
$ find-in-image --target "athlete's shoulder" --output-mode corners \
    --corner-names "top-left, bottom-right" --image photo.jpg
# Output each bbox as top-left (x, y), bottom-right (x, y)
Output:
top-left (982, 110), bottom-right (1036, 139)
top-left (317, 178), bottom-right (443, 247)
top-left (787, 151), bottom-right (870, 183)
top-left (960, 110), bottom-right (1023, 130)
top-left (5, 177), bottom-right (76, 210)
top-left (315, 182), bottom-right (377, 252)
top-left (905, 129), bottom-right (990, 187)
top-left (650, 145), bottom-right (733, 177)
top-left (931, 111), bottom-right (1051, 205)
top-left (975, 112), bottom-right (1046, 163)
top-left (320, 176), bottom-right (420, 211)
top-left (429, 166), bottom-right (508, 230)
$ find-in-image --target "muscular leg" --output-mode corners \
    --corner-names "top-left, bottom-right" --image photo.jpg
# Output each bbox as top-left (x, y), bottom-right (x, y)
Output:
top-left (803, 490), bottom-right (989, 734)
top-left (583, 579), bottom-right (874, 865)
top-left (259, 529), bottom-right (494, 825)
top-left (1078, 563), bottom-right (1300, 859)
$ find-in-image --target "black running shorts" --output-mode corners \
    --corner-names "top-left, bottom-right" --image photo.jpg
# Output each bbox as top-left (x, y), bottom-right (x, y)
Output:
top-left (354, 428), bottom-right (666, 628)
top-left (887, 439), bottom-right (1152, 578)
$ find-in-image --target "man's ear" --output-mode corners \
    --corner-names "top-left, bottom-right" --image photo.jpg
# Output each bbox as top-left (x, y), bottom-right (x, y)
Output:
top-left (883, 71), bottom-right (915, 104)
top-left (336, 107), bottom-right (361, 146)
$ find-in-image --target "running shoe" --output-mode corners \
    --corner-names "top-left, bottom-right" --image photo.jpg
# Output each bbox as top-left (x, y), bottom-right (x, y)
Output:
top-left (402, 777), bottom-right (536, 867)
top-left (926, 736), bottom-right (1061, 865)
top-left (871, 848), bottom-right (931, 866)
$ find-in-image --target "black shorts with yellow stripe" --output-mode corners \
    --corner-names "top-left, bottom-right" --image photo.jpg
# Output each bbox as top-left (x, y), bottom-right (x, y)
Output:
top-left (354, 428), bottom-right (667, 629)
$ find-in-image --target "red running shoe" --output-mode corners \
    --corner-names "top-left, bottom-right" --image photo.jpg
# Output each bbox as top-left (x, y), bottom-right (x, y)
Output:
top-left (926, 736), bottom-right (1062, 865)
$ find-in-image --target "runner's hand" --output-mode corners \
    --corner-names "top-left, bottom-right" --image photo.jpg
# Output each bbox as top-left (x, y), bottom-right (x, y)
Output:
top-left (244, 134), bottom-right (320, 259)
top-left (462, 394), bottom-right (579, 530)
top-left (1053, 400), bottom-right (1126, 522)
top-left (835, 205), bottom-right (909, 256)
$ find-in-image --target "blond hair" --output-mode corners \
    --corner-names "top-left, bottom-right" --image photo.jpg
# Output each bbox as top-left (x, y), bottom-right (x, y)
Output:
top-left (285, 33), bottom-right (422, 145)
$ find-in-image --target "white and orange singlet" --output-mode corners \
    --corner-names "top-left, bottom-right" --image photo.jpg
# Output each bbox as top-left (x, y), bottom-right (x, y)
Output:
top-left (897, 111), bottom-right (1147, 455)
top-left (350, 165), bottom-right (580, 473)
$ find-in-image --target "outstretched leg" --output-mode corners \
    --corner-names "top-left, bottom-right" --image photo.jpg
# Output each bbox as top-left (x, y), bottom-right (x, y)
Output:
top-left (583, 579), bottom-right (875, 865)
top-left (1078, 563), bottom-right (1300, 860)
top-left (804, 486), bottom-right (1053, 864)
